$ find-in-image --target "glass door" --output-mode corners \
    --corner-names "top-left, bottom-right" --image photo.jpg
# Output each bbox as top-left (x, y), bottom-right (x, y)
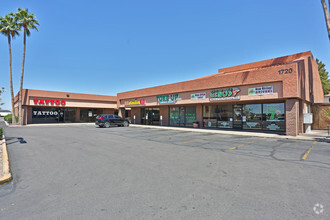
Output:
top-left (233, 105), bottom-right (243, 129)
top-left (179, 107), bottom-right (185, 127)
top-left (142, 108), bottom-right (160, 125)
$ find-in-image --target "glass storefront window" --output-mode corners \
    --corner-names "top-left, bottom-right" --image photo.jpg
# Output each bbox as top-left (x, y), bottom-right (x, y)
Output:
top-left (170, 107), bottom-right (179, 126)
top-left (170, 106), bottom-right (196, 127)
top-left (262, 103), bottom-right (285, 131)
top-left (32, 107), bottom-right (76, 123)
top-left (203, 105), bottom-right (233, 128)
top-left (80, 108), bottom-right (103, 122)
top-left (203, 105), bottom-right (217, 128)
top-left (243, 104), bottom-right (262, 129)
top-left (217, 105), bottom-right (233, 129)
top-left (185, 106), bottom-right (196, 127)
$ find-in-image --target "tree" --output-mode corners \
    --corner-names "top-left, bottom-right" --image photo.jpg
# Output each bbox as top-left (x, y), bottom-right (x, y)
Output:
top-left (11, 8), bottom-right (39, 125)
top-left (316, 58), bottom-right (330, 95)
top-left (0, 15), bottom-right (20, 124)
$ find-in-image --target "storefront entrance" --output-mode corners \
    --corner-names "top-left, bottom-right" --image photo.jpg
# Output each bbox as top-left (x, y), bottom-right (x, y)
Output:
top-left (141, 108), bottom-right (160, 125)
top-left (169, 106), bottom-right (196, 127)
top-left (233, 105), bottom-right (243, 129)
top-left (80, 108), bottom-right (103, 122)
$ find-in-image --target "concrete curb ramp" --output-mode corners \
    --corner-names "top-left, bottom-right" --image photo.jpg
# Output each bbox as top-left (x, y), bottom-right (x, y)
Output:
top-left (0, 135), bottom-right (12, 185)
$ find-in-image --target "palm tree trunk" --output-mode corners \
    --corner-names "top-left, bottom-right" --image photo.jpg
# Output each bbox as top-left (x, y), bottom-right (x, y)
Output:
top-left (321, 0), bottom-right (330, 40)
top-left (18, 28), bottom-right (27, 125)
top-left (8, 32), bottom-right (16, 125)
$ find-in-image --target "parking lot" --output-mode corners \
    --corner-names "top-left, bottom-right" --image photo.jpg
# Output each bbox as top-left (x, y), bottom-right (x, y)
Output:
top-left (0, 124), bottom-right (329, 219)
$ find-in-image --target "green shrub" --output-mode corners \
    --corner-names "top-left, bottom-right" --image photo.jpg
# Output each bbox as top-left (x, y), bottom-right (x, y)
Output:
top-left (0, 128), bottom-right (3, 139)
top-left (4, 114), bottom-right (18, 124)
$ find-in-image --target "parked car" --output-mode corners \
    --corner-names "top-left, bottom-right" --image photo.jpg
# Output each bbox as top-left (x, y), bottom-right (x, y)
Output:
top-left (95, 114), bottom-right (129, 128)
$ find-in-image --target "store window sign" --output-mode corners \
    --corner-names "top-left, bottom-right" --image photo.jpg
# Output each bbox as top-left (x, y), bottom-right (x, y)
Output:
top-left (266, 104), bottom-right (281, 120)
top-left (248, 86), bottom-right (273, 96)
top-left (33, 98), bottom-right (66, 106)
top-left (157, 94), bottom-right (179, 104)
top-left (191, 92), bottom-right (206, 100)
top-left (33, 110), bottom-right (58, 116)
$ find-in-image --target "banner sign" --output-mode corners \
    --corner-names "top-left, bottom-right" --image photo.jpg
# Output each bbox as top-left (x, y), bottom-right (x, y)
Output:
top-left (210, 87), bottom-right (240, 101)
top-left (248, 86), bottom-right (273, 96)
top-left (210, 87), bottom-right (240, 98)
top-left (191, 92), bottom-right (206, 100)
top-left (157, 94), bottom-right (179, 104)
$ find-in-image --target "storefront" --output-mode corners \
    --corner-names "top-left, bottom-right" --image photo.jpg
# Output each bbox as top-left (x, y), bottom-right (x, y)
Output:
top-left (117, 51), bottom-right (324, 136)
top-left (15, 89), bottom-right (117, 124)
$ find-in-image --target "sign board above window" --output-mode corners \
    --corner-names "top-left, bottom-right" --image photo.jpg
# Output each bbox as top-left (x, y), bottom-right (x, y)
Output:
top-left (191, 92), bottom-right (206, 100)
top-left (248, 86), bottom-right (273, 96)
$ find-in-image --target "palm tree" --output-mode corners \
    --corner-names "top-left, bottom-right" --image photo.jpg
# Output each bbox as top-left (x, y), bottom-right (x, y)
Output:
top-left (12, 8), bottom-right (39, 125)
top-left (321, 0), bottom-right (330, 40)
top-left (0, 15), bottom-right (20, 124)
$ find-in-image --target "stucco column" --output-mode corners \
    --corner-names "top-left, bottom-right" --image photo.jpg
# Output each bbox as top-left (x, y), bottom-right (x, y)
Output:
top-left (131, 108), bottom-right (141, 124)
top-left (285, 99), bottom-right (299, 136)
top-left (196, 104), bottom-right (203, 128)
top-left (118, 108), bottom-right (126, 119)
top-left (27, 106), bottom-right (32, 124)
top-left (159, 106), bottom-right (169, 126)
top-left (75, 108), bottom-right (80, 122)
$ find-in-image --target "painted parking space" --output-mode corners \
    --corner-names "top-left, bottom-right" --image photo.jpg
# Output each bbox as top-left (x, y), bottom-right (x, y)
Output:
top-left (99, 127), bottom-right (330, 167)
top-left (70, 125), bottom-right (330, 167)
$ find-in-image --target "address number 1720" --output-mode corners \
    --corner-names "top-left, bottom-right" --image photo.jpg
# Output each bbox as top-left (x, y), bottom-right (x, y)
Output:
top-left (278, 68), bottom-right (293, 74)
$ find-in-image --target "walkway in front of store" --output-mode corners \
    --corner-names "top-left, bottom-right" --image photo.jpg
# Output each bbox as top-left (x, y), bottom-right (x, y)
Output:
top-left (129, 124), bottom-right (328, 141)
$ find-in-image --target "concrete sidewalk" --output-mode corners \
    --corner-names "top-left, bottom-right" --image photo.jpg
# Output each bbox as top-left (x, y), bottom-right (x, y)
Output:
top-left (15, 121), bottom-right (330, 141)
top-left (130, 124), bottom-right (329, 141)
top-left (0, 117), bottom-right (12, 185)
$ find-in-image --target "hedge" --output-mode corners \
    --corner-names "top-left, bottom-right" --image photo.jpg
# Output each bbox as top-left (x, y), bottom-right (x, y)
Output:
top-left (4, 114), bottom-right (18, 124)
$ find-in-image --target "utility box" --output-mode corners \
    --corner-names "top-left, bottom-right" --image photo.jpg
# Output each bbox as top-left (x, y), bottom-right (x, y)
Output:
top-left (303, 113), bottom-right (313, 133)
top-left (303, 113), bottom-right (313, 124)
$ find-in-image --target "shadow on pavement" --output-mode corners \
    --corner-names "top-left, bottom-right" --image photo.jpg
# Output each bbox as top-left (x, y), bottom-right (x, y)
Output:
top-left (6, 137), bottom-right (27, 145)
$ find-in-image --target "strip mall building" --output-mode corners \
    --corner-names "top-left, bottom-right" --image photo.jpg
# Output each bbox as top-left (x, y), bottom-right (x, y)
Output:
top-left (15, 89), bottom-right (117, 124)
top-left (16, 51), bottom-right (325, 136)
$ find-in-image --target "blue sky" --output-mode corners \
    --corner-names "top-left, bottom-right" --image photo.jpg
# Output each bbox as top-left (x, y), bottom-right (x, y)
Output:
top-left (0, 0), bottom-right (329, 110)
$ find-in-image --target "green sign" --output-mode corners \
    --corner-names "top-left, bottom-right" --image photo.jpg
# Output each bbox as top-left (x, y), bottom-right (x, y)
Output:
top-left (266, 104), bottom-right (280, 120)
top-left (210, 87), bottom-right (240, 98)
top-left (157, 94), bottom-right (179, 103)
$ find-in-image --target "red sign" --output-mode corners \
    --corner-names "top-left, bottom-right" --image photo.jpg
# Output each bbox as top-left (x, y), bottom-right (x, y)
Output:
top-left (33, 98), bottom-right (66, 106)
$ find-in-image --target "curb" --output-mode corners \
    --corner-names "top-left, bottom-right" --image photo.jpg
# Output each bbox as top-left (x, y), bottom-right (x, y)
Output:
top-left (0, 135), bottom-right (13, 185)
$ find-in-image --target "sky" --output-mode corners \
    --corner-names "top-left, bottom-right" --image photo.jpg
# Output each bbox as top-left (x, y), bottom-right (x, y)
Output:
top-left (0, 0), bottom-right (329, 110)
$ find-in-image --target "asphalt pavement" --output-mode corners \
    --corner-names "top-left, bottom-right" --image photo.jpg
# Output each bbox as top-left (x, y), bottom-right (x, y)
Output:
top-left (0, 124), bottom-right (329, 219)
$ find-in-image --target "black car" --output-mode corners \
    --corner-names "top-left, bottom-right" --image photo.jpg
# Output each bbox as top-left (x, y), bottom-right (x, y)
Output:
top-left (95, 114), bottom-right (129, 128)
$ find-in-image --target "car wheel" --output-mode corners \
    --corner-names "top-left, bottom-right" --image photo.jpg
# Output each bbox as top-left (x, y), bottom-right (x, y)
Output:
top-left (123, 121), bottom-right (129, 127)
top-left (104, 122), bottom-right (111, 128)
top-left (99, 125), bottom-right (103, 128)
